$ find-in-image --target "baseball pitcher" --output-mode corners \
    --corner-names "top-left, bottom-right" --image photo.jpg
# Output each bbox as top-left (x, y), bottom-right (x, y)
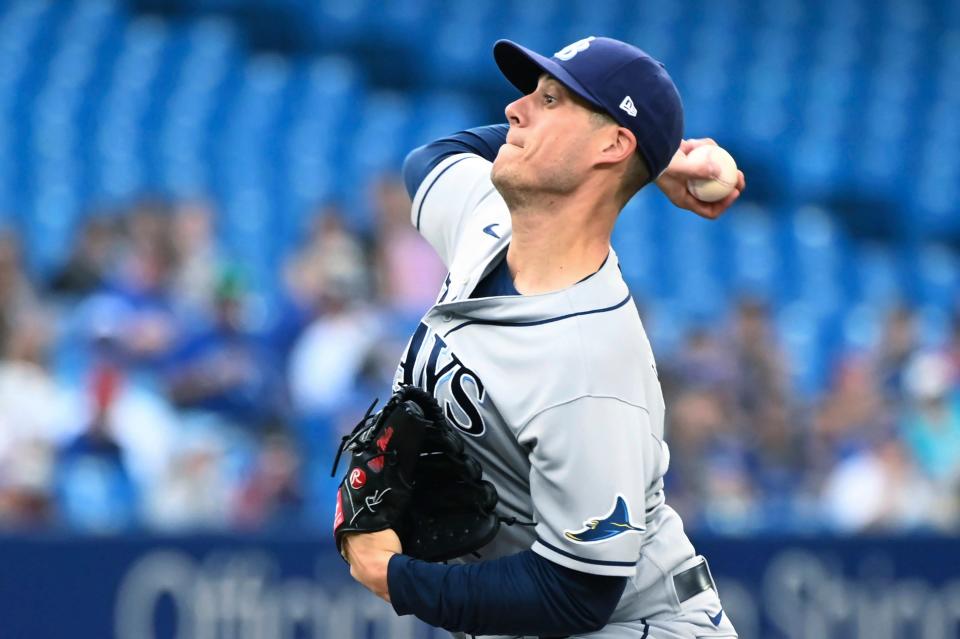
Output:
top-left (339, 36), bottom-right (745, 639)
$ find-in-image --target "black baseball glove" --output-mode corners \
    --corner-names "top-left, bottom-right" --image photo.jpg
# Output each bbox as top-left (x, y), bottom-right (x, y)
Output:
top-left (331, 385), bottom-right (500, 562)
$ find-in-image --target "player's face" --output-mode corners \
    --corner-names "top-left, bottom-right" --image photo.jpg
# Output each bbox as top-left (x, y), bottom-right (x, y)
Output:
top-left (491, 75), bottom-right (600, 203)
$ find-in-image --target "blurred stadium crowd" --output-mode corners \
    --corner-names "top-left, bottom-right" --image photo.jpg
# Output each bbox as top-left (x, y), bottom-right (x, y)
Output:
top-left (2, 187), bottom-right (958, 537)
top-left (0, 184), bottom-right (449, 533)
top-left (0, 0), bottom-right (957, 536)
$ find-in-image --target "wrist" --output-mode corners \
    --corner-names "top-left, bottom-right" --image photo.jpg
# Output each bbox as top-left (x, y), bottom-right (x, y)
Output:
top-left (345, 536), bottom-right (397, 602)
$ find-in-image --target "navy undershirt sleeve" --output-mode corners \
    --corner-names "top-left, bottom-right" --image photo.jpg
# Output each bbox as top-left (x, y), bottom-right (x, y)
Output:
top-left (402, 124), bottom-right (509, 198)
top-left (388, 550), bottom-right (627, 636)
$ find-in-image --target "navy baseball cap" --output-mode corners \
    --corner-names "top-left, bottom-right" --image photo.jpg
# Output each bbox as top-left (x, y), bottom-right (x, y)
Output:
top-left (493, 36), bottom-right (683, 180)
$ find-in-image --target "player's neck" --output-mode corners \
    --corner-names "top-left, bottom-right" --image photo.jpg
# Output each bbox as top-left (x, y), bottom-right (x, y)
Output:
top-left (505, 195), bottom-right (615, 295)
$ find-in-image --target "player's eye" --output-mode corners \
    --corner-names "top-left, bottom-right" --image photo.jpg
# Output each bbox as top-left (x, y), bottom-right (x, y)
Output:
top-left (543, 93), bottom-right (557, 105)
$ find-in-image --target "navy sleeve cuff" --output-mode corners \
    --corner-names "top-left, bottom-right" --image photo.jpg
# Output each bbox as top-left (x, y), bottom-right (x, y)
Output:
top-left (387, 553), bottom-right (416, 616)
top-left (386, 550), bottom-right (626, 636)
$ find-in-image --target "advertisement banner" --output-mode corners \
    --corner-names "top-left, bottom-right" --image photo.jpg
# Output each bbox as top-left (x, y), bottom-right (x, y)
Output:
top-left (1, 534), bottom-right (958, 639)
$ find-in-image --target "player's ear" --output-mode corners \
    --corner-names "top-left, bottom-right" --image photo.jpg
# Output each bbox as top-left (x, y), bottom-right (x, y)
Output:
top-left (596, 126), bottom-right (637, 167)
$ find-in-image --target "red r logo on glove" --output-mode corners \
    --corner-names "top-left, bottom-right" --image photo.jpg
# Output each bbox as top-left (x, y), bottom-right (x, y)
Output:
top-left (349, 468), bottom-right (367, 489)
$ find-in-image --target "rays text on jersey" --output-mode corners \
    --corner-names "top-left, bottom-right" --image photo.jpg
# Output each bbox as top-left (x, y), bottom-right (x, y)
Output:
top-left (397, 322), bottom-right (488, 436)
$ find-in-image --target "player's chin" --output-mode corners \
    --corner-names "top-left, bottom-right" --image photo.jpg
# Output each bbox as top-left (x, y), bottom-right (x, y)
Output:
top-left (490, 156), bottom-right (512, 186)
top-left (491, 162), bottom-right (522, 193)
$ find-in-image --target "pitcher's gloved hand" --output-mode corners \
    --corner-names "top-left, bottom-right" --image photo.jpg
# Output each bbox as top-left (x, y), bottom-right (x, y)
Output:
top-left (332, 385), bottom-right (500, 562)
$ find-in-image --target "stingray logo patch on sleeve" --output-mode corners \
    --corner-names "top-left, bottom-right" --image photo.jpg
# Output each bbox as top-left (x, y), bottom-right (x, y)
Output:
top-left (564, 495), bottom-right (644, 543)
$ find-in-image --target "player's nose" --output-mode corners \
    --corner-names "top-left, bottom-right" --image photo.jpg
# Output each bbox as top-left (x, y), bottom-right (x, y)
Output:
top-left (504, 95), bottom-right (527, 128)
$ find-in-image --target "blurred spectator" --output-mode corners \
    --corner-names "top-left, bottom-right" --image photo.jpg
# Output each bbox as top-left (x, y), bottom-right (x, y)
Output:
top-left (170, 199), bottom-right (223, 317)
top-left (668, 328), bottom-right (736, 394)
top-left (93, 204), bottom-right (181, 367)
top-left (810, 355), bottom-right (890, 471)
top-left (0, 310), bottom-right (72, 529)
top-left (273, 204), bottom-right (373, 363)
top-left (55, 363), bottom-right (138, 532)
top-left (234, 433), bottom-right (304, 529)
top-left (948, 312), bottom-right (960, 384)
top-left (0, 231), bottom-right (41, 351)
top-left (67, 296), bottom-right (182, 492)
top-left (48, 214), bottom-right (120, 297)
top-left (810, 337), bottom-right (960, 532)
top-left (701, 455), bottom-right (759, 533)
top-left (900, 352), bottom-right (960, 486)
top-left (745, 399), bottom-right (808, 518)
top-left (0, 439), bottom-right (53, 528)
top-left (663, 388), bottom-right (740, 528)
top-left (284, 207), bottom-right (384, 418)
top-left (285, 203), bottom-right (371, 306)
top-left (125, 199), bottom-right (176, 257)
top-left (0, 312), bottom-right (73, 464)
top-left (145, 427), bottom-right (232, 531)
top-left (373, 176), bottom-right (446, 317)
top-left (117, 278), bottom-right (178, 365)
top-left (728, 298), bottom-right (789, 425)
top-left (165, 267), bottom-right (286, 429)
top-left (288, 276), bottom-right (383, 418)
top-left (872, 305), bottom-right (919, 400)
top-left (821, 435), bottom-right (939, 532)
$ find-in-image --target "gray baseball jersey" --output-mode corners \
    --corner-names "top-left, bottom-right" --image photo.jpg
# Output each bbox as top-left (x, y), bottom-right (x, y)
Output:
top-left (394, 153), bottom-right (738, 639)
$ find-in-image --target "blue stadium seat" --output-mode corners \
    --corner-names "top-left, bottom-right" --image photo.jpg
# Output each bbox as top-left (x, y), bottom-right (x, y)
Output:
top-left (852, 242), bottom-right (903, 307)
top-left (728, 204), bottom-right (779, 299)
top-left (915, 304), bottom-right (953, 349)
top-left (371, 0), bottom-right (434, 45)
top-left (776, 301), bottom-right (830, 396)
top-left (840, 302), bottom-right (883, 353)
top-left (407, 91), bottom-right (483, 149)
top-left (913, 244), bottom-right (959, 308)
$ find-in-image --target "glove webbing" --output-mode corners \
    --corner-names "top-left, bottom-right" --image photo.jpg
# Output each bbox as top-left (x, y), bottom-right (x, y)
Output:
top-left (330, 397), bottom-right (380, 477)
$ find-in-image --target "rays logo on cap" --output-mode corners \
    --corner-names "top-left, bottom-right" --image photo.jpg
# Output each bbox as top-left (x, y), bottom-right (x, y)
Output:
top-left (564, 495), bottom-right (644, 543)
top-left (554, 36), bottom-right (595, 61)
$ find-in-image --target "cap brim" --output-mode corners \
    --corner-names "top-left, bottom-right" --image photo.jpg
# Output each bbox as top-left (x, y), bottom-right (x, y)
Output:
top-left (493, 40), bottom-right (605, 111)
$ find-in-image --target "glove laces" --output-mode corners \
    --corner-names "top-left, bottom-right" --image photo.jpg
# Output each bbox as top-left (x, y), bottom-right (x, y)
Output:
top-left (330, 397), bottom-right (380, 477)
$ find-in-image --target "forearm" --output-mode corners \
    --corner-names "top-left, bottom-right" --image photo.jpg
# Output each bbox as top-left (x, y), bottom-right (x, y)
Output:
top-left (387, 550), bottom-right (626, 636)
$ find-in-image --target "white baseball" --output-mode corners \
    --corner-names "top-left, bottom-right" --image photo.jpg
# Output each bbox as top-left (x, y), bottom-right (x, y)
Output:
top-left (685, 145), bottom-right (738, 202)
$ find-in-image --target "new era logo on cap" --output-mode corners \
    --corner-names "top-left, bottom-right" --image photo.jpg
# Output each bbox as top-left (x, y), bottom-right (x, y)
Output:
top-left (619, 95), bottom-right (637, 117)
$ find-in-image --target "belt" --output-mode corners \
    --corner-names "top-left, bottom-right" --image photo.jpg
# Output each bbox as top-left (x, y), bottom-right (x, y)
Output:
top-left (673, 557), bottom-right (716, 603)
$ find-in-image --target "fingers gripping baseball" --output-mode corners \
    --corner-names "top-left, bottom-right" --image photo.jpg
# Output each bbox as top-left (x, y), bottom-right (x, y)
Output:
top-left (674, 138), bottom-right (719, 178)
top-left (656, 139), bottom-right (746, 220)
